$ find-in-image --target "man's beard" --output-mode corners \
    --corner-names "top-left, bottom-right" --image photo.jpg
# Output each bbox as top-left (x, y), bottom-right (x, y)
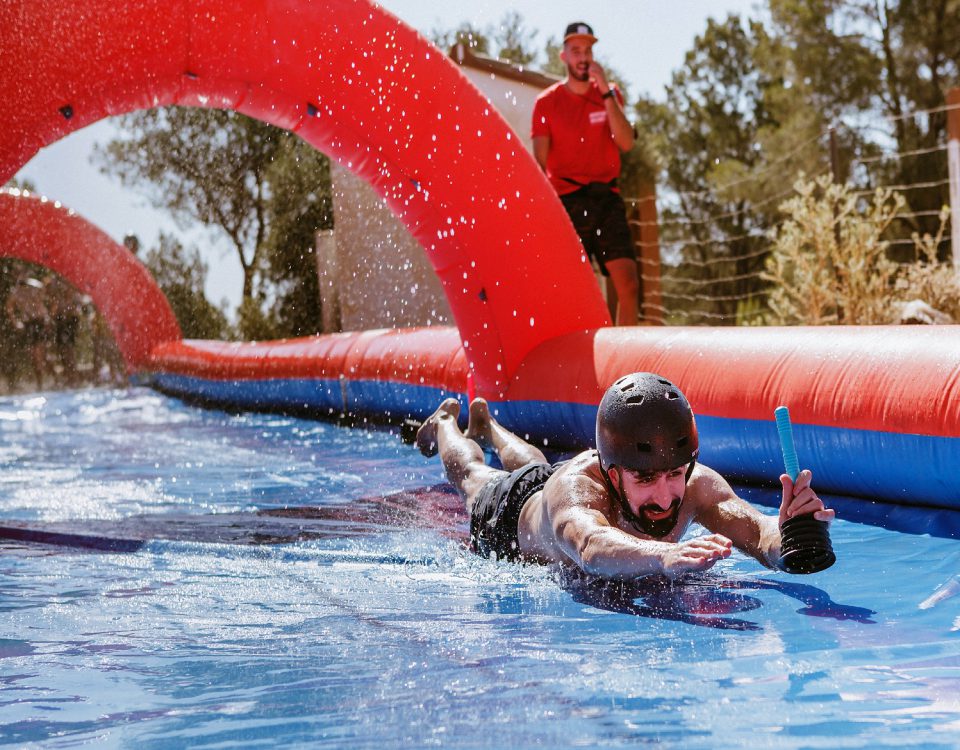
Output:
top-left (632, 496), bottom-right (682, 538)
top-left (567, 62), bottom-right (590, 82)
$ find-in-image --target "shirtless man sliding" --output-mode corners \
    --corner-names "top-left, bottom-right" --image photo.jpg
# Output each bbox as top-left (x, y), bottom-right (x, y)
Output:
top-left (414, 372), bottom-right (834, 579)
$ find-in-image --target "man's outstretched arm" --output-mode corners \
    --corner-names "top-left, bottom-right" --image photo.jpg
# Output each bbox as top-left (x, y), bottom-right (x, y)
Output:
top-left (549, 477), bottom-right (730, 579)
top-left (695, 466), bottom-right (834, 570)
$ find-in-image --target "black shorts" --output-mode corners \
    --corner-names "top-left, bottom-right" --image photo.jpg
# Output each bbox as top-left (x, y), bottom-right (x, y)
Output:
top-left (470, 462), bottom-right (557, 562)
top-left (560, 185), bottom-right (636, 275)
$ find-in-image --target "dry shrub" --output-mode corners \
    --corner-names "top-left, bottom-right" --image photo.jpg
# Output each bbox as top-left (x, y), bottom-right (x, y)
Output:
top-left (764, 175), bottom-right (956, 325)
top-left (895, 207), bottom-right (960, 321)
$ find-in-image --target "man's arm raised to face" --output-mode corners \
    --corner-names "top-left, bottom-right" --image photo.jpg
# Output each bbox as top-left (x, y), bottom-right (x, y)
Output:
top-left (547, 473), bottom-right (731, 579)
top-left (588, 62), bottom-right (635, 152)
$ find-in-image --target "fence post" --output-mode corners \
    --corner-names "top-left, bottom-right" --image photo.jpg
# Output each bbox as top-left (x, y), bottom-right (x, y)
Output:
top-left (947, 88), bottom-right (960, 276)
top-left (631, 182), bottom-right (664, 325)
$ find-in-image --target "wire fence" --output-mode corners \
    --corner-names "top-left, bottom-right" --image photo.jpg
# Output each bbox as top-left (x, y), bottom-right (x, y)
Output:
top-left (623, 100), bottom-right (959, 326)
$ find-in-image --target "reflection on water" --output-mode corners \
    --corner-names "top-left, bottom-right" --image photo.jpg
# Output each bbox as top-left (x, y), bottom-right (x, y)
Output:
top-left (561, 571), bottom-right (877, 632)
top-left (1, 387), bottom-right (960, 748)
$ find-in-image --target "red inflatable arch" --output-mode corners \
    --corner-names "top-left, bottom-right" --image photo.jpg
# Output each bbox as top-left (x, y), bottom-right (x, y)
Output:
top-left (0, 0), bottom-right (610, 396)
top-left (0, 189), bottom-right (180, 371)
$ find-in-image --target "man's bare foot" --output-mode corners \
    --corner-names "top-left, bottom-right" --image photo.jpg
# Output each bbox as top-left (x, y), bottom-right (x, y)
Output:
top-left (464, 398), bottom-right (494, 447)
top-left (415, 398), bottom-right (460, 457)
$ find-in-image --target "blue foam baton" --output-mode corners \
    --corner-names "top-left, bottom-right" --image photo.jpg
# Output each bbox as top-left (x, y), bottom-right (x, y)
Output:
top-left (774, 405), bottom-right (799, 482)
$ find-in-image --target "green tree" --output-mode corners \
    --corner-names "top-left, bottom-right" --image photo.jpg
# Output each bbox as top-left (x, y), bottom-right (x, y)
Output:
top-left (431, 12), bottom-right (540, 67)
top-left (633, 1), bottom-right (960, 325)
top-left (143, 233), bottom-right (229, 340)
top-left (3, 177), bottom-right (37, 191)
top-left (0, 258), bottom-right (32, 390)
top-left (261, 143), bottom-right (332, 337)
top-left (430, 21), bottom-right (491, 56)
top-left (765, 176), bottom-right (959, 324)
top-left (492, 11), bottom-right (538, 67)
top-left (635, 15), bottom-right (799, 324)
top-left (95, 107), bottom-right (332, 338)
top-left (767, 0), bottom-right (960, 257)
top-left (1, 180), bottom-right (41, 390)
top-left (542, 37), bottom-right (564, 78)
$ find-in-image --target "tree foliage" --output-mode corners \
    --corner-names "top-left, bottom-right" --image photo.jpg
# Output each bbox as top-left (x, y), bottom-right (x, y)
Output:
top-left (636, 1), bottom-right (960, 323)
top-left (142, 233), bottom-right (230, 340)
top-left (431, 12), bottom-right (539, 66)
top-left (491, 11), bottom-right (539, 67)
top-left (894, 207), bottom-right (960, 320)
top-left (635, 15), bottom-right (812, 323)
top-left (430, 21), bottom-right (492, 56)
top-left (95, 107), bottom-right (332, 339)
top-left (767, 0), bottom-right (960, 255)
top-left (0, 260), bottom-right (122, 391)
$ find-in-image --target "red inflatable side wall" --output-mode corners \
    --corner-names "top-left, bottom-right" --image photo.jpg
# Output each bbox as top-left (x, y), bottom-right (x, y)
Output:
top-left (508, 325), bottom-right (960, 437)
top-left (152, 328), bottom-right (467, 391)
top-left (146, 322), bottom-right (960, 506)
top-left (0, 0), bottom-right (611, 396)
top-left (0, 190), bottom-right (180, 371)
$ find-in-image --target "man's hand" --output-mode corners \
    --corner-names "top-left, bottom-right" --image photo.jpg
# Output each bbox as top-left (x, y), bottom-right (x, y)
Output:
top-left (778, 469), bottom-right (835, 526)
top-left (660, 534), bottom-right (732, 578)
top-left (588, 61), bottom-right (610, 92)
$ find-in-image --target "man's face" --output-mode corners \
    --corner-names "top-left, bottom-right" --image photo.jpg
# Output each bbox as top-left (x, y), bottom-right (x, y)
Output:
top-left (561, 40), bottom-right (594, 82)
top-left (613, 464), bottom-right (689, 538)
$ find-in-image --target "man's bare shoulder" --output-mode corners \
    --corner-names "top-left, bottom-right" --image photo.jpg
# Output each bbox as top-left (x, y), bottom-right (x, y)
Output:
top-left (544, 450), bottom-right (609, 508)
top-left (549, 449), bottom-right (603, 479)
top-left (685, 463), bottom-right (741, 511)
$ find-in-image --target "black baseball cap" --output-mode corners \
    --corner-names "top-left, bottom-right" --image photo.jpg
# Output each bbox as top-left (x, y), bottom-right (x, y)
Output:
top-left (563, 22), bottom-right (597, 44)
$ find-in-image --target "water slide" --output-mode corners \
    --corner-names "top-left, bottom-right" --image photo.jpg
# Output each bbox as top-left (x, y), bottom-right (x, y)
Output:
top-left (1, 0), bottom-right (958, 508)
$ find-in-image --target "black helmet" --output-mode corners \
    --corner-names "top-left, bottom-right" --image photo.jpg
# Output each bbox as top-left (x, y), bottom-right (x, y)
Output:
top-left (596, 373), bottom-right (699, 475)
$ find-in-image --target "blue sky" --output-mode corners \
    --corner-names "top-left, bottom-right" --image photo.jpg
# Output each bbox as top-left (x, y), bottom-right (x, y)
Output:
top-left (15, 1), bottom-right (760, 313)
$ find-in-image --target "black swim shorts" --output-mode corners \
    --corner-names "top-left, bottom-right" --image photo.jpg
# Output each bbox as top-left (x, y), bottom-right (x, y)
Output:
top-left (560, 184), bottom-right (636, 275)
top-left (470, 462), bottom-right (557, 562)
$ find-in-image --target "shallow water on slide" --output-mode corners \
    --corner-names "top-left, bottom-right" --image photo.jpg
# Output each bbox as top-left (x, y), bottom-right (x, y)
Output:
top-left (1, 387), bottom-right (959, 749)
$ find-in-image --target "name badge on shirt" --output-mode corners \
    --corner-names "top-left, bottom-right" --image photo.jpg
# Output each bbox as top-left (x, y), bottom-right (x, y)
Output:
top-left (589, 111), bottom-right (607, 125)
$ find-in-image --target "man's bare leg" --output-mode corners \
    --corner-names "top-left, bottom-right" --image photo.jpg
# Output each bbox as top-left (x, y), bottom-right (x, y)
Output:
top-left (416, 398), bottom-right (501, 508)
top-left (464, 398), bottom-right (547, 471)
top-left (606, 257), bottom-right (640, 326)
top-left (414, 398), bottom-right (460, 457)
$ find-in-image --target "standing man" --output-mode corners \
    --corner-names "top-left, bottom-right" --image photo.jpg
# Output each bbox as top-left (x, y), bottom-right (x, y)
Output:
top-left (532, 22), bottom-right (640, 326)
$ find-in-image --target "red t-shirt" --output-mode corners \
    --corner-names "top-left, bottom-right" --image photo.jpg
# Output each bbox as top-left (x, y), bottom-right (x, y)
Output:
top-left (531, 81), bottom-right (624, 196)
